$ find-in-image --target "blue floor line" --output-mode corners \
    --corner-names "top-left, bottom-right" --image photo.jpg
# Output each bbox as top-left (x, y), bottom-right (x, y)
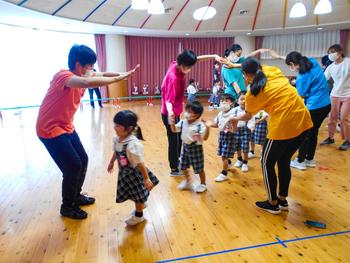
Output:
top-left (156, 229), bottom-right (350, 263)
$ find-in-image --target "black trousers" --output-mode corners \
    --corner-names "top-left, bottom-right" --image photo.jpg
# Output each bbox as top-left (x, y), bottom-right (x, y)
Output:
top-left (298, 104), bottom-right (331, 162)
top-left (161, 114), bottom-right (182, 170)
top-left (88, 88), bottom-right (102, 108)
top-left (39, 131), bottom-right (88, 207)
top-left (261, 131), bottom-right (307, 202)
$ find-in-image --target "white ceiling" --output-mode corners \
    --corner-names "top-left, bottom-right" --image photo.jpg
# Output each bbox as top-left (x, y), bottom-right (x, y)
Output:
top-left (1, 0), bottom-right (350, 36)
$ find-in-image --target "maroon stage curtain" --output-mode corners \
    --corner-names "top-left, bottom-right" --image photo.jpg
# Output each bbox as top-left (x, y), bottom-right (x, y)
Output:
top-left (340, 29), bottom-right (349, 56)
top-left (94, 34), bottom-right (108, 98)
top-left (255, 36), bottom-right (264, 60)
top-left (125, 36), bottom-right (233, 95)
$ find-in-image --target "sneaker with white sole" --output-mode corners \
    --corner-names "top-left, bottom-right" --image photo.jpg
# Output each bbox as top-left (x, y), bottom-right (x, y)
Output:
top-left (248, 152), bottom-right (255, 159)
top-left (234, 160), bottom-right (243, 168)
top-left (125, 215), bottom-right (145, 226)
top-left (241, 164), bottom-right (249, 172)
top-left (177, 180), bottom-right (193, 190)
top-left (215, 173), bottom-right (228, 182)
top-left (305, 159), bottom-right (316, 168)
top-left (169, 169), bottom-right (182, 177)
top-left (194, 184), bottom-right (207, 193)
top-left (339, 140), bottom-right (350, 151)
top-left (277, 198), bottom-right (288, 211)
top-left (255, 200), bottom-right (281, 215)
top-left (290, 158), bottom-right (307, 170)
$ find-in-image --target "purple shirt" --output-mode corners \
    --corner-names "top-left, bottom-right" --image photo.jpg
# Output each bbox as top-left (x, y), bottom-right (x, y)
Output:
top-left (161, 61), bottom-right (186, 116)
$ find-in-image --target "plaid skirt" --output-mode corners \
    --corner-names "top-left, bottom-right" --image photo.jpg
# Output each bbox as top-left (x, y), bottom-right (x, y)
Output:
top-left (209, 94), bottom-right (220, 104)
top-left (234, 127), bottom-right (251, 153)
top-left (218, 131), bottom-right (237, 158)
top-left (251, 120), bottom-right (268, 145)
top-left (180, 143), bottom-right (204, 174)
top-left (116, 166), bottom-right (159, 203)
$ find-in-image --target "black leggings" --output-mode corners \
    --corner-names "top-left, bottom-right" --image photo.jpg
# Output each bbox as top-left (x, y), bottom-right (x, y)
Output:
top-left (298, 104), bottom-right (331, 162)
top-left (88, 88), bottom-right (102, 108)
top-left (261, 131), bottom-right (307, 202)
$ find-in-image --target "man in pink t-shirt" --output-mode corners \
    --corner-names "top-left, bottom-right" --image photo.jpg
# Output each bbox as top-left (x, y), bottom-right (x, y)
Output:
top-left (37, 44), bottom-right (139, 219)
top-left (161, 50), bottom-right (225, 176)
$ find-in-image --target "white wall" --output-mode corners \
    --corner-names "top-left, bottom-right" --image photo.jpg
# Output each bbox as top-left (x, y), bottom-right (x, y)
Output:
top-left (235, 35), bottom-right (255, 56)
top-left (105, 35), bottom-right (126, 72)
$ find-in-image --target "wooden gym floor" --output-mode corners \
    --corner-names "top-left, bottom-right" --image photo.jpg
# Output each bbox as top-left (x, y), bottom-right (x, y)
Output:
top-left (0, 98), bottom-right (349, 263)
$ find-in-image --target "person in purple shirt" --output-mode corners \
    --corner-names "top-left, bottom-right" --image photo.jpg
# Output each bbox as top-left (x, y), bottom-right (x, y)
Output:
top-left (161, 49), bottom-right (225, 176)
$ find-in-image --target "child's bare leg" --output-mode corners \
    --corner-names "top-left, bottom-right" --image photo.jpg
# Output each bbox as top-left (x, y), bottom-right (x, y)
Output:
top-left (198, 171), bottom-right (206, 185)
top-left (222, 157), bottom-right (229, 171)
top-left (250, 141), bottom-right (255, 153)
top-left (135, 202), bottom-right (145, 213)
top-left (243, 152), bottom-right (248, 162)
top-left (182, 169), bottom-right (190, 182)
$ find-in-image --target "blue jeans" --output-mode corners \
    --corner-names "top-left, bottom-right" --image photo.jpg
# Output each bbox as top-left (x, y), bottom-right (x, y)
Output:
top-left (188, 94), bottom-right (196, 102)
top-left (39, 131), bottom-right (88, 206)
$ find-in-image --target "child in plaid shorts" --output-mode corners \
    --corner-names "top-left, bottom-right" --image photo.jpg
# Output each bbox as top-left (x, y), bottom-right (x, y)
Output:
top-left (233, 92), bottom-right (254, 172)
top-left (170, 101), bottom-right (210, 193)
top-left (107, 110), bottom-right (159, 226)
top-left (249, 111), bottom-right (268, 158)
top-left (205, 93), bottom-right (237, 182)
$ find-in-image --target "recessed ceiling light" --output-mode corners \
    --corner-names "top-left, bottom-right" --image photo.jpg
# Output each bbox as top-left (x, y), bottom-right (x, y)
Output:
top-left (124, 30), bottom-right (129, 33)
top-left (247, 32), bottom-right (252, 35)
top-left (239, 9), bottom-right (249, 15)
top-left (289, 1), bottom-right (306, 18)
top-left (193, 6), bottom-right (216, 21)
top-left (317, 27), bottom-right (323, 30)
top-left (185, 33), bottom-right (190, 36)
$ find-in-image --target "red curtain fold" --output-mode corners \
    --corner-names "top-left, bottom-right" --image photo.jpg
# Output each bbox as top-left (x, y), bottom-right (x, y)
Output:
top-left (255, 36), bottom-right (264, 59)
top-left (94, 34), bottom-right (108, 98)
top-left (340, 29), bottom-right (349, 56)
top-left (125, 36), bottom-right (234, 95)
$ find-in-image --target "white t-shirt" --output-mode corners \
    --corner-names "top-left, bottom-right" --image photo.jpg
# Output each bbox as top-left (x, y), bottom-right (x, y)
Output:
top-left (113, 135), bottom-right (144, 168)
top-left (175, 119), bottom-right (206, 145)
top-left (187, 85), bottom-right (197, 95)
top-left (233, 106), bottom-right (252, 128)
top-left (212, 85), bottom-right (220, 95)
top-left (214, 107), bottom-right (236, 132)
top-left (325, 57), bottom-right (350, 97)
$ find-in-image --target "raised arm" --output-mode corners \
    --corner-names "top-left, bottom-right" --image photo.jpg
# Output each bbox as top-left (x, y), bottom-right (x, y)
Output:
top-left (246, 48), bottom-right (270, 58)
top-left (267, 49), bottom-right (286, 60)
top-left (197, 54), bottom-right (227, 64)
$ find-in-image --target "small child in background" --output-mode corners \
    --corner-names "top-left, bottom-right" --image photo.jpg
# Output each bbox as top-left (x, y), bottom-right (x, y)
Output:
top-left (249, 110), bottom-right (268, 158)
top-left (107, 110), bottom-right (159, 226)
top-left (132, 83), bottom-right (139, 95)
top-left (154, 83), bottom-right (161, 95)
top-left (205, 94), bottom-right (237, 182)
top-left (209, 80), bottom-right (221, 110)
top-left (170, 101), bottom-right (210, 193)
top-left (233, 92), bottom-right (252, 172)
top-left (187, 79), bottom-right (198, 102)
top-left (142, 84), bottom-right (149, 95)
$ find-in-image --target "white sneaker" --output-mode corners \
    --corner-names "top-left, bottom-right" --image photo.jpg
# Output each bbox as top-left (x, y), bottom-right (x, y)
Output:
top-left (290, 158), bottom-right (306, 170)
top-left (241, 164), bottom-right (249, 172)
top-left (305, 159), bottom-right (316, 168)
top-left (177, 180), bottom-right (193, 190)
top-left (215, 173), bottom-right (228, 182)
top-left (248, 152), bottom-right (255, 159)
top-left (194, 184), bottom-right (207, 193)
top-left (208, 106), bottom-right (214, 111)
top-left (125, 215), bottom-right (145, 226)
top-left (336, 124), bottom-right (341, 132)
top-left (234, 160), bottom-right (243, 168)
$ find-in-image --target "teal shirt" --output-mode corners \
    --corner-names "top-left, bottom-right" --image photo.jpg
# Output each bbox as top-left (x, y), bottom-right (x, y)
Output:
top-left (221, 57), bottom-right (246, 100)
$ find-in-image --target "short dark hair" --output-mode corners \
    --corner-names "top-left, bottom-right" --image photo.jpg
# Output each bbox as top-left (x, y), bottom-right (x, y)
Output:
top-left (113, 110), bottom-right (144, 140)
top-left (189, 79), bottom-right (195, 85)
top-left (321, 54), bottom-right (332, 68)
top-left (328, 44), bottom-right (345, 58)
top-left (176, 50), bottom-right (197, 67)
top-left (185, 100), bottom-right (203, 116)
top-left (285, 51), bottom-right (312, 74)
top-left (213, 80), bottom-right (220, 85)
top-left (230, 44), bottom-right (242, 53)
top-left (224, 49), bottom-right (230, 57)
top-left (68, 44), bottom-right (97, 70)
top-left (221, 93), bottom-right (235, 102)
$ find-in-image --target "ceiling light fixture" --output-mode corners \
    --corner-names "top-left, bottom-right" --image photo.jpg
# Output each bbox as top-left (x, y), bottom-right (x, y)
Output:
top-left (131, 0), bottom-right (148, 10)
top-left (314, 0), bottom-right (332, 15)
top-left (289, 0), bottom-right (306, 18)
top-left (148, 0), bottom-right (165, 15)
top-left (193, 6), bottom-right (217, 21)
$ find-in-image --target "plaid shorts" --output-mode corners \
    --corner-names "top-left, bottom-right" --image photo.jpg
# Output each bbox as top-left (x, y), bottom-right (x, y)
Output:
top-left (180, 143), bottom-right (204, 174)
top-left (251, 120), bottom-right (268, 145)
top-left (218, 131), bottom-right (237, 158)
top-left (234, 127), bottom-right (251, 153)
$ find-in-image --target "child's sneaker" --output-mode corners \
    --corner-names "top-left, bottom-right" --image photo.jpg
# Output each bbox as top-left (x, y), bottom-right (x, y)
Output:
top-left (194, 184), bottom-right (207, 193)
top-left (208, 106), bottom-right (214, 111)
top-left (241, 164), bottom-right (249, 172)
top-left (255, 200), bottom-right (281, 214)
top-left (215, 173), bottom-right (228, 182)
top-left (290, 158), bottom-right (306, 170)
top-left (320, 137), bottom-right (335, 145)
top-left (305, 159), bottom-right (316, 168)
top-left (339, 140), bottom-right (350, 151)
top-left (234, 160), bottom-right (243, 168)
top-left (248, 151), bottom-right (255, 159)
top-left (125, 215), bottom-right (145, 226)
top-left (277, 198), bottom-right (288, 211)
top-left (177, 180), bottom-right (192, 190)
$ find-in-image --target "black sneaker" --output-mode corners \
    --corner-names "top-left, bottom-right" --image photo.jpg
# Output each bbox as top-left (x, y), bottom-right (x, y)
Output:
top-left (60, 205), bottom-right (88, 219)
top-left (169, 169), bottom-right (182, 177)
top-left (255, 200), bottom-right (281, 214)
top-left (338, 141), bottom-right (350, 151)
top-left (277, 198), bottom-right (289, 211)
top-left (320, 137), bottom-right (335, 145)
top-left (76, 194), bottom-right (95, 206)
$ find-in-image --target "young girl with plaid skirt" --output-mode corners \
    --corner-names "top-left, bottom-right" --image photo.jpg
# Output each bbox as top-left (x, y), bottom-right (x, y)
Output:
top-left (170, 101), bottom-right (210, 193)
top-left (249, 111), bottom-right (268, 158)
top-left (107, 110), bottom-right (159, 226)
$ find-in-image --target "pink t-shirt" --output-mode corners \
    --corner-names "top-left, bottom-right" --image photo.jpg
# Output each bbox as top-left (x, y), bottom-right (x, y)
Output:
top-left (161, 61), bottom-right (186, 116)
top-left (36, 70), bottom-right (86, 139)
